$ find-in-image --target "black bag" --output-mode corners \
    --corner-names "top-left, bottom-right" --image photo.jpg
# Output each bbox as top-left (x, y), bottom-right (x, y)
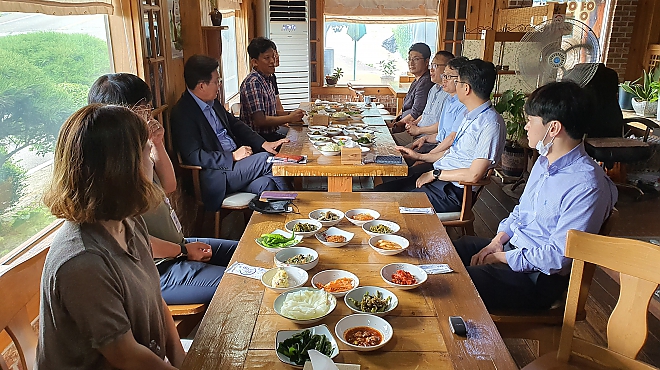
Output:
top-left (248, 198), bottom-right (294, 214)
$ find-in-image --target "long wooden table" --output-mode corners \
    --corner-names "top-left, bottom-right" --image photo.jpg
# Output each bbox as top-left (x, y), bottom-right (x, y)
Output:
top-left (181, 192), bottom-right (517, 370)
top-left (272, 124), bottom-right (408, 192)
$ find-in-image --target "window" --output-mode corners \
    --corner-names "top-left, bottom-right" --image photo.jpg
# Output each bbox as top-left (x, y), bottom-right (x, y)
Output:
top-left (220, 14), bottom-right (239, 100)
top-left (323, 20), bottom-right (438, 86)
top-left (443, 0), bottom-right (468, 56)
top-left (0, 12), bottom-right (112, 258)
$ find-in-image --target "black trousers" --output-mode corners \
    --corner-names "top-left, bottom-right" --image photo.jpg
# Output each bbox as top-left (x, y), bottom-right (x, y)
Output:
top-left (453, 236), bottom-right (570, 311)
top-left (375, 174), bottom-right (470, 213)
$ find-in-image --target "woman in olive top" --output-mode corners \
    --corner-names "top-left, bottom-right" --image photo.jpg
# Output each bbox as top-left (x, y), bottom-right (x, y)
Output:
top-left (37, 104), bottom-right (184, 369)
top-left (88, 73), bottom-right (238, 305)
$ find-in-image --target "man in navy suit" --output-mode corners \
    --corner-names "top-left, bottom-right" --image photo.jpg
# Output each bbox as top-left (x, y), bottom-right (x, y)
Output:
top-left (171, 55), bottom-right (289, 211)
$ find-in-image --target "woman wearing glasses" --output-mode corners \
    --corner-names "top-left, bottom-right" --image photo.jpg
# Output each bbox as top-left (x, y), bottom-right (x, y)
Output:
top-left (392, 42), bottom-right (435, 134)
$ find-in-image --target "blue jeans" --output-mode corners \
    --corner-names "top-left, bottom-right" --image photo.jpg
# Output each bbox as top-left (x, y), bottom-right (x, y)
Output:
top-left (159, 238), bottom-right (237, 305)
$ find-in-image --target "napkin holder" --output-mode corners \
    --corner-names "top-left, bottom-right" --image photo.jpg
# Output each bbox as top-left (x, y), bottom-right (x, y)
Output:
top-left (311, 114), bottom-right (329, 126)
top-left (302, 363), bottom-right (360, 370)
top-left (340, 147), bottom-right (361, 165)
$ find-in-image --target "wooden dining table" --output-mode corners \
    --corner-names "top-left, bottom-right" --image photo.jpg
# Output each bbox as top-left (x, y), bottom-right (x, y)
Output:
top-left (181, 192), bottom-right (517, 370)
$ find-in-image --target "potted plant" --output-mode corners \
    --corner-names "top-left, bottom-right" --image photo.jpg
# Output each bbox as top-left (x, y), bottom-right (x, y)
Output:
top-left (620, 67), bottom-right (660, 117)
top-left (325, 67), bottom-right (343, 86)
top-left (494, 89), bottom-right (527, 177)
top-left (378, 60), bottom-right (397, 85)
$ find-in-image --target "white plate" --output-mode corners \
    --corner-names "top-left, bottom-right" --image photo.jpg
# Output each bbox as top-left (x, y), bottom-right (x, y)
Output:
top-left (275, 324), bottom-right (339, 368)
top-left (380, 263), bottom-right (428, 290)
top-left (368, 235), bottom-right (410, 256)
top-left (344, 286), bottom-right (398, 317)
top-left (335, 314), bottom-right (393, 351)
top-left (261, 266), bottom-right (309, 293)
top-left (274, 247), bottom-right (320, 271)
top-left (274, 287), bottom-right (337, 324)
top-left (345, 209), bottom-right (381, 226)
top-left (360, 146), bottom-right (370, 152)
top-left (311, 269), bottom-right (359, 298)
top-left (315, 227), bottom-right (354, 247)
top-left (309, 125), bottom-right (328, 131)
top-left (308, 209), bottom-right (345, 227)
top-left (285, 219), bottom-right (323, 238)
top-left (361, 220), bottom-right (400, 237)
top-left (256, 229), bottom-right (303, 252)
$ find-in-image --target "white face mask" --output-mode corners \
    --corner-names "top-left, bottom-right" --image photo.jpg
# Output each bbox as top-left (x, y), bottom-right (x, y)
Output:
top-left (535, 124), bottom-right (555, 157)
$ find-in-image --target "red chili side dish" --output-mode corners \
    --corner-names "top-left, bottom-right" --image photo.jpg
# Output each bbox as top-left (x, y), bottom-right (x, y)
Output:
top-left (391, 269), bottom-right (417, 285)
top-left (344, 326), bottom-right (382, 347)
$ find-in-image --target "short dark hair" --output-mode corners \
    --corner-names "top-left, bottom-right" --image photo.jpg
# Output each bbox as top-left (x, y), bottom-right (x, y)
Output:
top-left (457, 59), bottom-right (496, 100)
top-left (184, 55), bottom-right (219, 90)
top-left (524, 81), bottom-right (591, 140)
top-left (248, 37), bottom-right (277, 60)
top-left (435, 51), bottom-right (455, 61)
top-left (447, 56), bottom-right (468, 71)
top-left (88, 73), bottom-right (152, 106)
top-left (409, 43), bottom-right (432, 60)
top-left (44, 104), bottom-right (161, 223)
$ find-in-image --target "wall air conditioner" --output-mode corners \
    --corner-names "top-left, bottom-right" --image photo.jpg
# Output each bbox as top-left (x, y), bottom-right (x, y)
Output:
top-left (267, 0), bottom-right (310, 111)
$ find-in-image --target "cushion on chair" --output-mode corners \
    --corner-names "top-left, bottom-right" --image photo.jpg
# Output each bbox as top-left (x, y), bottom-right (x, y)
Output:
top-left (222, 192), bottom-right (256, 208)
top-left (437, 212), bottom-right (461, 222)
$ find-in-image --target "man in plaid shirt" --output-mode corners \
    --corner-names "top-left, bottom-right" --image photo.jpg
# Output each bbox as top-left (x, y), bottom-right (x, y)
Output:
top-left (240, 37), bottom-right (304, 142)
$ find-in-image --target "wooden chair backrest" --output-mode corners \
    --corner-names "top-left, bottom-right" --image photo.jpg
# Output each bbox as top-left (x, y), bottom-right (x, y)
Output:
top-left (645, 44), bottom-right (660, 71)
top-left (457, 168), bottom-right (494, 222)
top-left (0, 248), bottom-right (48, 370)
top-left (176, 153), bottom-right (204, 208)
top-left (557, 230), bottom-right (660, 368)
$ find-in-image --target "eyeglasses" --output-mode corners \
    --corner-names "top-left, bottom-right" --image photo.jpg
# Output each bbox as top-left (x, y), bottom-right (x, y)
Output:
top-left (430, 63), bottom-right (447, 70)
top-left (407, 57), bottom-right (425, 64)
top-left (441, 73), bottom-right (458, 80)
top-left (454, 80), bottom-right (470, 87)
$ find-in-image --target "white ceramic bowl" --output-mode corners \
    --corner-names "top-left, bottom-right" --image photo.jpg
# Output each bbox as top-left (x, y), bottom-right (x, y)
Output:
top-left (308, 134), bottom-right (326, 141)
top-left (319, 149), bottom-right (341, 156)
top-left (329, 123), bottom-right (347, 128)
top-left (345, 209), bottom-right (381, 226)
top-left (275, 324), bottom-right (339, 367)
top-left (349, 122), bottom-right (368, 128)
top-left (332, 135), bottom-right (352, 143)
top-left (335, 314), bottom-right (393, 351)
top-left (315, 227), bottom-right (354, 248)
top-left (361, 220), bottom-right (400, 237)
top-left (255, 229), bottom-right (303, 252)
top-left (380, 263), bottom-right (428, 290)
top-left (308, 208), bottom-right (345, 227)
top-left (311, 269), bottom-right (359, 298)
top-left (325, 128), bottom-right (342, 136)
top-left (261, 266), bottom-right (309, 293)
top-left (368, 235), bottom-right (410, 256)
top-left (274, 247), bottom-right (319, 271)
top-left (344, 286), bottom-right (398, 317)
top-left (284, 219), bottom-right (323, 238)
top-left (309, 125), bottom-right (328, 131)
top-left (274, 287), bottom-right (337, 324)
top-left (331, 116), bottom-right (348, 122)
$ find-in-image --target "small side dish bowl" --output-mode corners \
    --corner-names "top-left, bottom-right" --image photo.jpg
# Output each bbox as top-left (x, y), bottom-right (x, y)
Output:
top-left (335, 314), bottom-right (393, 351)
top-left (274, 247), bottom-right (319, 271)
top-left (380, 263), bottom-right (428, 290)
top-left (274, 287), bottom-right (337, 324)
top-left (309, 125), bottom-right (328, 131)
top-left (344, 286), bottom-right (398, 317)
top-left (325, 128), bottom-right (342, 136)
top-left (332, 135), bottom-right (352, 143)
top-left (345, 209), bottom-right (381, 226)
top-left (308, 208), bottom-right (345, 227)
top-left (319, 149), bottom-right (341, 156)
top-left (311, 269), bottom-right (359, 298)
top-left (368, 235), bottom-right (410, 256)
top-left (284, 219), bottom-right (323, 238)
top-left (315, 227), bottom-right (354, 248)
top-left (275, 324), bottom-right (339, 368)
top-left (261, 266), bottom-right (309, 293)
top-left (361, 220), bottom-right (400, 237)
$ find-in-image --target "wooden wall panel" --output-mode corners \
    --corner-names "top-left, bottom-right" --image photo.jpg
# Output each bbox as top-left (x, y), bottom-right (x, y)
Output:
top-left (624, 0), bottom-right (660, 81)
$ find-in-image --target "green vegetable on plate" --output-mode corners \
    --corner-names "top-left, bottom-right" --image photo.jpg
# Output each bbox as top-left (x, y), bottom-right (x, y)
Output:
top-left (277, 329), bottom-right (334, 366)
top-left (257, 231), bottom-right (298, 248)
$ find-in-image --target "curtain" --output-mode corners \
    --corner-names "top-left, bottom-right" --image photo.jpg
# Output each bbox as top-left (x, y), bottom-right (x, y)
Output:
top-left (214, 0), bottom-right (241, 11)
top-left (324, 0), bottom-right (439, 17)
top-left (0, 0), bottom-right (113, 15)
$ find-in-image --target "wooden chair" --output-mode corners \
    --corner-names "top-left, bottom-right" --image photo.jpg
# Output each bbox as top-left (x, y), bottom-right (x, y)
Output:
top-left (490, 208), bottom-right (619, 357)
top-left (177, 161), bottom-right (254, 238)
top-left (522, 230), bottom-right (660, 369)
top-left (0, 248), bottom-right (48, 370)
top-left (168, 303), bottom-right (206, 338)
top-left (437, 170), bottom-right (493, 236)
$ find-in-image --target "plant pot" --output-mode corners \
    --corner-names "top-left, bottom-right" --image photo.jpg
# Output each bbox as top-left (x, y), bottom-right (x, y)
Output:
top-left (501, 143), bottom-right (527, 178)
top-left (618, 85), bottom-right (633, 110)
top-left (209, 9), bottom-right (223, 26)
top-left (380, 75), bottom-right (395, 85)
top-left (325, 76), bottom-right (338, 86)
top-left (631, 99), bottom-right (658, 117)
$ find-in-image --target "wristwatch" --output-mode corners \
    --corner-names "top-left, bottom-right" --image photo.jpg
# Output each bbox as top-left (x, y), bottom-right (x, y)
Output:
top-left (176, 242), bottom-right (188, 259)
top-left (432, 169), bottom-right (441, 180)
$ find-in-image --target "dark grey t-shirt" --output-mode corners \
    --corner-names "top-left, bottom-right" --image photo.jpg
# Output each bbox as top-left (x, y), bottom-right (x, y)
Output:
top-left (36, 217), bottom-right (167, 370)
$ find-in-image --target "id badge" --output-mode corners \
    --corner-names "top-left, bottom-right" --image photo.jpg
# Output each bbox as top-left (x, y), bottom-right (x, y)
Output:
top-left (170, 209), bottom-right (183, 233)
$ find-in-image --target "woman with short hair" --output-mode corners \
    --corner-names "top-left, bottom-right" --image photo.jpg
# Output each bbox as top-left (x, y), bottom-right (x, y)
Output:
top-left (37, 104), bottom-right (184, 369)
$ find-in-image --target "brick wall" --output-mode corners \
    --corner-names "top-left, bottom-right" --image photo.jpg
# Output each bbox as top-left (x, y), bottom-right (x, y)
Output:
top-left (606, 0), bottom-right (638, 81)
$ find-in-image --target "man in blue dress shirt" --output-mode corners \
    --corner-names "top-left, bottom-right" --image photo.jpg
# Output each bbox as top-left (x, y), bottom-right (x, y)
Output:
top-left (454, 81), bottom-right (618, 311)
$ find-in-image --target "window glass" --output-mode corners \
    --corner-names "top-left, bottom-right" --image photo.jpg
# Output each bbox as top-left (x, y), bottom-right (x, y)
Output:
top-left (221, 15), bottom-right (239, 100)
top-left (324, 21), bottom-right (438, 86)
top-left (0, 12), bottom-right (112, 258)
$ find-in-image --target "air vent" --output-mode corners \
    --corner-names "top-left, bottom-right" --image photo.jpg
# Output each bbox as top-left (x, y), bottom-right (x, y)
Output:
top-left (269, 0), bottom-right (306, 22)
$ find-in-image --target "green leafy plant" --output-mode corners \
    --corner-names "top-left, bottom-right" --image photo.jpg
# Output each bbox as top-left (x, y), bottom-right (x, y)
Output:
top-left (378, 60), bottom-right (397, 76)
top-left (494, 90), bottom-right (527, 145)
top-left (620, 67), bottom-right (660, 102)
top-left (331, 67), bottom-right (343, 80)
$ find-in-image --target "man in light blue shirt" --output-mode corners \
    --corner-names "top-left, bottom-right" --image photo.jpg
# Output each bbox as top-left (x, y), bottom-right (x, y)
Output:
top-left (376, 59), bottom-right (505, 213)
top-left (454, 81), bottom-right (618, 311)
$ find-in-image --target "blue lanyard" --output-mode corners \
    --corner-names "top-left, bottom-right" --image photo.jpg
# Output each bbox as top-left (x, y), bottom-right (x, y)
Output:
top-left (452, 103), bottom-right (492, 147)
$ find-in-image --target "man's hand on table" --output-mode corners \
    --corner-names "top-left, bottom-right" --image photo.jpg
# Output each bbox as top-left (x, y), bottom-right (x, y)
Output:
top-left (262, 138), bottom-right (290, 154)
top-left (471, 239), bottom-right (505, 266)
top-left (396, 146), bottom-right (420, 161)
top-left (233, 146), bottom-right (253, 161)
top-left (415, 170), bottom-right (435, 188)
